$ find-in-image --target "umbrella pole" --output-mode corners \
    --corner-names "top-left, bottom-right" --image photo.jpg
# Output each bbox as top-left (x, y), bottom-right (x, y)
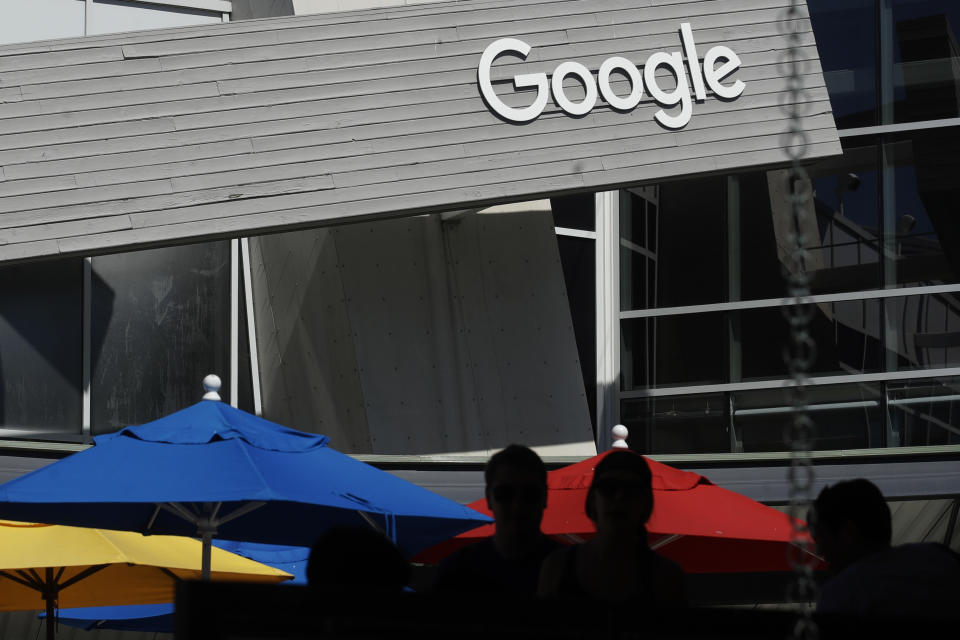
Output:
top-left (201, 531), bottom-right (212, 581)
top-left (44, 568), bottom-right (55, 640)
top-left (45, 595), bottom-right (54, 640)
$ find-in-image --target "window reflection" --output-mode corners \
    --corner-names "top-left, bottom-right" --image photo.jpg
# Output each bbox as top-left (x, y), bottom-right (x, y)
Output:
top-left (808, 138), bottom-right (883, 294)
top-left (885, 127), bottom-right (960, 286)
top-left (0, 258), bottom-right (82, 436)
top-left (891, 1), bottom-right (960, 123)
top-left (90, 242), bottom-right (230, 434)
top-left (619, 178), bottom-right (724, 310)
top-left (886, 293), bottom-right (960, 371)
top-left (888, 377), bottom-right (960, 446)
top-left (621, 377), bottom-right (960, 454)
top-left (809, 0), bottom-right (879, 128)
top-left (738, 299), bottom-right (883, 381)
top-left (621, 394), bottom-right (729, 455)
top-left (620, 188), bottom-right (659, 311)
top-left (733, 384), bottom-right (884, 452)
top-left (621, 314), bottom-right (725, 390)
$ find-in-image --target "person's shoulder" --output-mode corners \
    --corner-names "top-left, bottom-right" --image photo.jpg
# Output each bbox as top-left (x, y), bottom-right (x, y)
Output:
top-left (536, 543), bottom-right (576, 597)
top-left (536, 534), bottom-right (563, 557)
top-left (436, 538), bottom-right (497, 576)
top-left (433, 538), bottom-right (498, 591)
top-left (440, 538), bottom-right (497, 567)
top-left (647, 550), bottom-right (687, 607)
top-left (648, 549), bottom-right (685, 577)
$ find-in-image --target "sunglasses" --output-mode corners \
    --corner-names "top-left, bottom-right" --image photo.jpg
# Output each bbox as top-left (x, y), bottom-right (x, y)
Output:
top-left (491, 484), bottom-right (544, 504)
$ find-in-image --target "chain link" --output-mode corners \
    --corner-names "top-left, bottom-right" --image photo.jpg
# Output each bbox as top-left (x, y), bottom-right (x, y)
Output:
top-left (780, 2), bottom-right (818, 638)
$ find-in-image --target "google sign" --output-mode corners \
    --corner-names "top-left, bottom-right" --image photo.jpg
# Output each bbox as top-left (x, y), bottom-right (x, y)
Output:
top-left (477, 23), bottom-right (745, 130)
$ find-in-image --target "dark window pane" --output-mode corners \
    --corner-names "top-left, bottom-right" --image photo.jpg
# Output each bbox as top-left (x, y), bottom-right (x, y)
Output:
top-left (886, 293), bottom-right (960, 372)
top-left (884, 128), bottom-right (960, 286)
top-left (808, 138), bottom-right (883, 294)
top-left (620, 189), bottom-right (658, 311)
top-left (891, 1), bottom-right (960, 123)
top-left (736, 172), bottom-right (789, 302)
top-left (551, 193), bottom-right (595, 231)
top-left (621, 313), bottom-right (726, 390)
top-left (736, 166), bottom-right (882, 300)
top-left (888, 377), bottom-right (960, 446)
top-left (653, 176), bottom-right (726, 308)
top-left (0, 259), bottom-right (82, 437)
top-left (739, 299), bottom-right (883, 381)
top-left (733, 384), bottom-right (883, 452)
top-left (556, 235), bottom-right (596, 433)
top-left (621, 394), bottom-right (730, 455)
top-left (91, 242), bottom-right (230, 434)
top-left (809, 0), bottom-right (879, 128)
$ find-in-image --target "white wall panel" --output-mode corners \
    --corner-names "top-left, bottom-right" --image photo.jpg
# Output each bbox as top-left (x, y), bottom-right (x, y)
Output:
top-left (250, 208), bottom-right (595, 457)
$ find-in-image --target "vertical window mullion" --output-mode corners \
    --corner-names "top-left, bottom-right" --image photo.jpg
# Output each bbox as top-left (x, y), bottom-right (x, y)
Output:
top-left (230, 239), bottom-right (239, 408)
top-left (82, 256), bottom-right (92, 440)
top-left (241, 238), bottom-right (263, 416)
top-left (596, 191), bottom-right (620, 450)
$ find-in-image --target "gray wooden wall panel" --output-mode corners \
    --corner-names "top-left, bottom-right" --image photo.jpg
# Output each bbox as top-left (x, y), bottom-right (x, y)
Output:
top-left (0, 0), bottom-right (839, 263)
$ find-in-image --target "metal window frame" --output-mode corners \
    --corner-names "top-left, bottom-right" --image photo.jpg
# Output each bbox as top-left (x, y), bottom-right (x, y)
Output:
top-left (620, 283), bottom-right (960, 319)
top-left (240, 238), bottom-right (263, 416)
top-left (621, 366), bottom-right (960, 400)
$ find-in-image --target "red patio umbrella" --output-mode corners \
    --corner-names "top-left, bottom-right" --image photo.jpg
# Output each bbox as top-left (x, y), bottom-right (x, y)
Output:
top-left (415, 451), bottom-right (823, 573)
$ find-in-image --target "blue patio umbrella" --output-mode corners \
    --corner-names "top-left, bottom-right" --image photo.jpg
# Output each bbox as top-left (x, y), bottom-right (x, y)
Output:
top-left (0, 377), bottom-right (490, 578)
top-left (44, 540), bottom-right (309, 633)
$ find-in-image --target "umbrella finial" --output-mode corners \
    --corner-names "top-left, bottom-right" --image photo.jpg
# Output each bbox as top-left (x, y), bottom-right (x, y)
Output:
top-left (611, 424), bottom-right (629, 449)
top-left (202, 374), bottom-right (222, 401)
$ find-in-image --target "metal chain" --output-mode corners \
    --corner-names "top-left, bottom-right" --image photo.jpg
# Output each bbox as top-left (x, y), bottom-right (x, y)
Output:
top-left (779, 1), bottom-right (818, 638)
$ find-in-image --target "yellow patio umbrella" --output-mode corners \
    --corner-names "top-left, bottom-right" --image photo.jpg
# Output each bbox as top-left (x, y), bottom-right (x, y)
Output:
top-left (0, 520), bottom-right (292, 639)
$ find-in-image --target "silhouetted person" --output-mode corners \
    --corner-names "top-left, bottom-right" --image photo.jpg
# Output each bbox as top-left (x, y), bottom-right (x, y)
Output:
top-left (308, 525), bottom-right (410, 590)
top-left (538, 450), bottom-right (686, 607)
top-left (810, 478), bottom-right (960, 618)
top-left (433, 444), bottom-right (558, 594)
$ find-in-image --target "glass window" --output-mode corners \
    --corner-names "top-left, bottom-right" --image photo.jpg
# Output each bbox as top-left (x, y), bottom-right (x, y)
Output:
top-left (551, 193), bottom-right (595, 231)
top-left (621, 313), bottom-right (726, 390)
top-left (0, 259), bottom-right (83, 437)
top-left (734, 161), bottom-right (882, 300)
top-left (888, 376), bottom-right (960, 446)
top-left (90, 242), bottom-right (230, 434)
top-left (556, 234), bottom-right (596, 431)
top-left (883, 127), bottom-right (960, 287)
top-left (809, 0), bottom-right (879, 128)
top-left (623, 176), bottom-right (725, 309)
top-left (733, 384), bottom-right (884, 452)
top-left (890, 0), bottom-right (960, 123)
top-left (620, 189), bottom-right (659, 311)
top-left (885, 293), bottom-right (960, 372)
top-left (806, 138), bottom-right (883, 294)
top-left (738, 299), bottom-right (883, 381)
top-left (620, 393), bottom-right (730, 455)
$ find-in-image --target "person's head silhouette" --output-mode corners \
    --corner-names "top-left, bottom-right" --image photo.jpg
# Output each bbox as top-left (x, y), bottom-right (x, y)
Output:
top-left (585, 450), bottom-right (654, 539)
top-left (809, 478), bottom-right (892, 572)
top-left (484, 444), bottom-right (548, 556)
top-left (307, 525), bottom-right (410, 590)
